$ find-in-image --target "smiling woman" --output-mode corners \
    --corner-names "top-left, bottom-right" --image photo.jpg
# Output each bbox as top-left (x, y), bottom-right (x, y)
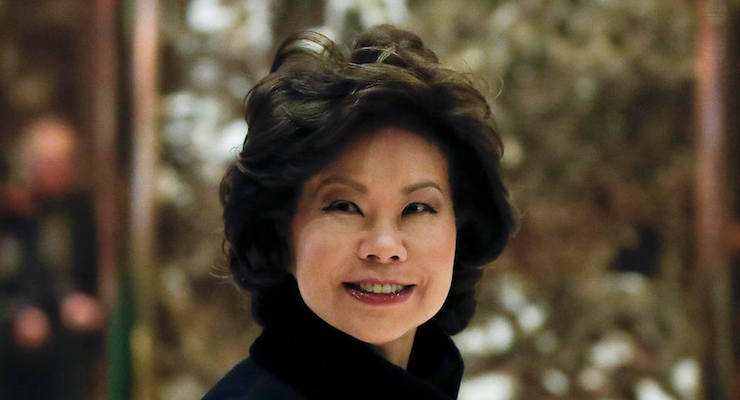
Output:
top-left (203, 25), bottom-right (515, 400)
top-left (291, 127), bottom-right (457, 368)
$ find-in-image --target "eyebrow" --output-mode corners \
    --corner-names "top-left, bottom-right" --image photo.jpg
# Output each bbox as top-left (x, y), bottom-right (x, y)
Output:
top-left (401, 181), bottom-right (443, 195)
top-left (314, 176), bottom-right (443, 196)
top-left (316, 177), bottom-right (367, 194)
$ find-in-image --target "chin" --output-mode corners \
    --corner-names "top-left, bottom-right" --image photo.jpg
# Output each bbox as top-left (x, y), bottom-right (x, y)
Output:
top-left (350, 328), bottom-right (411, 345)
top-left (338, 318), bottom-right (418, 345)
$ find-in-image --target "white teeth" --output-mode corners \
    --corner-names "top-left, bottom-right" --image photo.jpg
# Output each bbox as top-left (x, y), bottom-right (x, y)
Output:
top-left (358, 283), bottom-right (405, 294)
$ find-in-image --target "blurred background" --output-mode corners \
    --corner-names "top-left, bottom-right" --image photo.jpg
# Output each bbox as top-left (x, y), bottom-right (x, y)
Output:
top-left (0, 0), bottom-right (738, 399)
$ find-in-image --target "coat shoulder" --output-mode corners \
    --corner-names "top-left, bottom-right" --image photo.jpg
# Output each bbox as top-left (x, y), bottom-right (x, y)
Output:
top-left (201, 357), bottom-right (304, 400)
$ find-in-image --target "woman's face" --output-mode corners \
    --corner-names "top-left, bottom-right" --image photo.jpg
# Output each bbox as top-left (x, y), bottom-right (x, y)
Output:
top-left (291, 126), bottom-right (457, 345)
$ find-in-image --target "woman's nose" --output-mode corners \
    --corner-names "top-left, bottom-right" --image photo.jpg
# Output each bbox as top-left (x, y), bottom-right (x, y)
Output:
top-left (358, 223), bottom-right (407, 263)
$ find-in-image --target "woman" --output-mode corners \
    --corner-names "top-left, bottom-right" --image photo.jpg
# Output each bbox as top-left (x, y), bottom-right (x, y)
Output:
top-left (203, 25), bottom-right (514, 400)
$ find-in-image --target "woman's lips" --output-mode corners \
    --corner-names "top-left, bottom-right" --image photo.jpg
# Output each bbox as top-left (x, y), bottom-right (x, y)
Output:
top-left (342, 282), bottom-right (415, 305)
top-left (346, 279), bottom-right (413, 286)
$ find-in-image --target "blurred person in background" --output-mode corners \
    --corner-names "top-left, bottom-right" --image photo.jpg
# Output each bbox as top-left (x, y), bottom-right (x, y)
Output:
top-left (0, 115), bottom-right (103, 399)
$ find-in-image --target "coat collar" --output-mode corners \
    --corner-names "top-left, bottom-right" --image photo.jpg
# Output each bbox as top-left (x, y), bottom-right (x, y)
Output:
top-left (250, 278), bottom-right (464, 399)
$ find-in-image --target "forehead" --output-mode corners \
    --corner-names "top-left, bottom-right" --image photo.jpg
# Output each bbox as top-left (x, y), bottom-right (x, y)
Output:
top-left (307, 126), bottom-right (450, 190)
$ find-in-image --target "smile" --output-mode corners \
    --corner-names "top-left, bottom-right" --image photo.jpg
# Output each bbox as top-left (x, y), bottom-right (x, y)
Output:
top-left (342, 281), bottom-right (415, 305)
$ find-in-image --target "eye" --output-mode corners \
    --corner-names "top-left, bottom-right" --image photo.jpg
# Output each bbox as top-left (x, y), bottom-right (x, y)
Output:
top-left (323, 200), bottom-right (363, 215)
top-left (402, 202), bottom-right (437, 216)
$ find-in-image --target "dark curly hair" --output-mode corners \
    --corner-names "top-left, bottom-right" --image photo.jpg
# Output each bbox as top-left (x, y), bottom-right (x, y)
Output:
top-left (221, 25), bottom-right (514, 335)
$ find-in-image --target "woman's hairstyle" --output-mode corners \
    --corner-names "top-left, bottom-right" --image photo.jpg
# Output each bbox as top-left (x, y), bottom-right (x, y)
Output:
top-left (221, 25), bottom-right (515, 335)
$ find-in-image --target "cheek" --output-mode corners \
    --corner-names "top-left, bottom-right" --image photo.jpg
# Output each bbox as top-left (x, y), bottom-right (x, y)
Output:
top-left (292, 222), bottom-right (340, 280)
top-left (409, 217), bottom-right (457, 297)
top-left (416, 220), bottom-right (456, 319)
top-left (411, 217), bottom-right (457, 264)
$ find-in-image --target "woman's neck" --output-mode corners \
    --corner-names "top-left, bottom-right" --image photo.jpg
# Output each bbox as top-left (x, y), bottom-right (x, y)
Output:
top-left (372, 328), bottom-right (417, 369)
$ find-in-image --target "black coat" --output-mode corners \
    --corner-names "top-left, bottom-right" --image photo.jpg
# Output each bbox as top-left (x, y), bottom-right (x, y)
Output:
top-left (202, 279), bottom-right (464, 400)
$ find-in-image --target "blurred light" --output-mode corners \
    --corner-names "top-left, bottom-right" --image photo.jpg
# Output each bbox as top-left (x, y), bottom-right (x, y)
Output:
top-left (459, 47), bottom-right (485, 71)
top-left (159, 374), bottom-right (204, 400)
top-left (325, 0), bottom-right (407, 32)
top-left (516, 303), bottom-right (547, 335)
top-left (501, 136), bottom-right (524, 169)
top-left (163, 91), bottom-right (246, 182)
top-left (325, 0), bottom-right (355, 31)
top-left (459, 373), bottom-right (516, 400)
top-left (453, 326), bottom-right (488, 355)
top-left (163, 91), bottom-right (218, 162)
top-left (218, 119), bottom-right (248, 159)
top-left (614, 272), bottom-right (648, 296)
top-left (359, 2), bottom-right (386, 27)
top-left (578, 367), bottom-right (606, 392)
top-left (497, 276), bottom-right (527, 314)
top-left (227, 75), bottom-right (251, 100)
top-left (380, 0), bottom-right (407, 24)
top-left (190, 58), bottom-right (222, 88)
top-left (187, 0), bottom-right (237, 33)
top-left (180, 96), bottom-right (221, 132)
top-left (485, 315), bottom-right (516, 353)
top-left (164, 91), bottom-right (200, 119)
top-left (590, 331), bottom-right (634, 368)
top-left (542, 368), bottom-right (569, 396)
top-left (198, 119), bottom-right (246, 182)
top-left (490, 3), bottom-right (518, 32)
top-left (670, 358), bottom-right (700, 398)
top-left (164, 120), bottom-right (195, 163)
top-left (635, 378), bottom-right (675, 400)
top-left (453, 315), bottom-right (515, 356)
top-left (157, 166), bottom-right (195, 212)
top-left (242, 0), bottom-right (272, 52)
